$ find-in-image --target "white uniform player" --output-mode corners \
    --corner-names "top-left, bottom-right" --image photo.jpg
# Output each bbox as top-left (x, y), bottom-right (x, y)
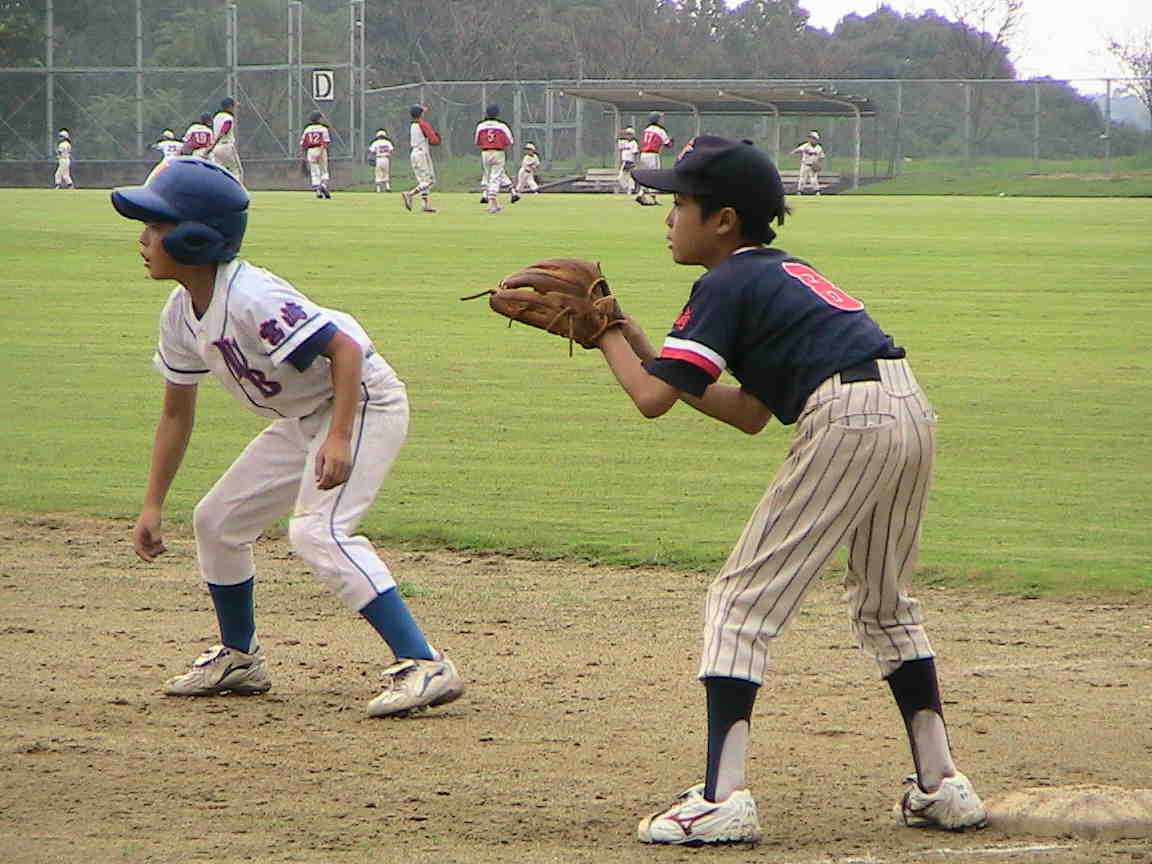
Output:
top-left (475, 105), bottom-right (517, 213)
top-left (54, 129), bottom-right (74, 189)
top-left (636, 112), bottom-right (673, 205)
top-left (152, 130), bottom-right (184, 164)
top-left (208, 97), bottom-right (243, 182)
top-left (401, 104), bottom-right (439, 213)
top-left (791, 131), bottom-right (825, 195)
top-left (516, 143), bottom-right (541, 194)
top-left (182, 115), bottom-right (214, 158)
top-left (616, 128), bottom-right (639, 194)
top-left (368, 130), bottom-right (394, 192)
top-left (110, 157), bottom-right (465, 717)
top-left (299, 112), bottom-right (332, 198)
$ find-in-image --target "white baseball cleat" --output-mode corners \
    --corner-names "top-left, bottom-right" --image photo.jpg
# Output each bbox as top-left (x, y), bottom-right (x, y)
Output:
top-left (897, 772), bottom-right (988, 830)
top-left (637, 783), bottom-right (762, 845)
top-left (164, 644), bottom-right (271, 696)
top-left (367, 656), bottom-right (464, 718)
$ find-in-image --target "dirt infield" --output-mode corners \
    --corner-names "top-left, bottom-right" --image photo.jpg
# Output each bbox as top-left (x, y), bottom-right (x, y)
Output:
top-left (2, 513), bottom-right (1150, 864)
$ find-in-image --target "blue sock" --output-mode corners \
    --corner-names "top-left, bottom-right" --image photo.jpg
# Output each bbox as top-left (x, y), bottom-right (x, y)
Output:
top-left (360, 588), bottom-right (434, 660)
top-left (207, 578), bottom-right (256, 653)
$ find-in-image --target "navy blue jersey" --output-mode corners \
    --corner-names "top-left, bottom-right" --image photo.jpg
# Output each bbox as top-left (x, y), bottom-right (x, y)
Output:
top-left (643, 247), bottom-right (904, 425)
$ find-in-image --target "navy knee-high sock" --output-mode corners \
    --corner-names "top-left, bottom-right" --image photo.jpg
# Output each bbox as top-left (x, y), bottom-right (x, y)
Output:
top-left (207, 578), bottom-right (256, 653)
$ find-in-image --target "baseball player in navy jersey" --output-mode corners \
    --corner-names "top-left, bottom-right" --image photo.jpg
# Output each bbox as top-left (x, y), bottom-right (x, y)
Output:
top-left (475, 103), bottom-right (519, 214)
top-left (110, 157), bottom-right (464, 717)
top-left (300, 111), bottom-right (333, 199)
top-left (591, 136), bottom-right (986, 844)
top-left (207, 96), bottom-right (243, 182)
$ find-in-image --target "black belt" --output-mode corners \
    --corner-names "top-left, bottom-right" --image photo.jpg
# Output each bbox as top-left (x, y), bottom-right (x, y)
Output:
top-left (838, 358), bottom-right (881, 383)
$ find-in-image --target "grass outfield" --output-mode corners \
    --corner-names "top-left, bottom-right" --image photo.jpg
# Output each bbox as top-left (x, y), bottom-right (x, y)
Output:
top-left (1, 189), bottom-right (1148, 593)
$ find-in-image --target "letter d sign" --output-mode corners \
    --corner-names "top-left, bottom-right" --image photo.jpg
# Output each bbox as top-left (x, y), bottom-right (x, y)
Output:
top-left (312, 69), bottom-right (335, 102)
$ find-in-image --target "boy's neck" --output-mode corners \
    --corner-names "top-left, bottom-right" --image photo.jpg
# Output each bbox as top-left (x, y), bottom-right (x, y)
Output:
top-left (179, 263), bottom-right (221, 317)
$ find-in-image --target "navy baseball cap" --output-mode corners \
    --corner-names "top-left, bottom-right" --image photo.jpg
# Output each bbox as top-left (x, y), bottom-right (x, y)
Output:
top-left (632, 135), bottom-right (786, 218)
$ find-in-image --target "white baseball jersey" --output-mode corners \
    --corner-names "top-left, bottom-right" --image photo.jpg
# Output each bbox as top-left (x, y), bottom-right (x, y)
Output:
top-left (640, 123), bottom-right (672, 154)
top-left (410, 120), bottom-right (432, 156)
top-left (368, 137), bottom-right (394, 161)
top-left (300, 123), bottom-right (330, 160)
top-left (153, 259), bottom-right (399, 420)
top-left (617, 137), bottom-right (639, 165)
top-left (56, 139), bottom-right (72, 160)
top-left (474, 119), bottom-right (513, 151)
top-left (212, 110), bottom-right (236, 144)
top-left (183, 122), bottom-right (212, 155)
top-left (153, 139), bottom-right (184, 161)
top-left (793, 142), bottom-right (824, 167)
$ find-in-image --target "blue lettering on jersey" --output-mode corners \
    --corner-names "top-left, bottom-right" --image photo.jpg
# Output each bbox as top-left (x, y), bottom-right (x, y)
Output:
top-left (214, 338), bottom-right (282, 397)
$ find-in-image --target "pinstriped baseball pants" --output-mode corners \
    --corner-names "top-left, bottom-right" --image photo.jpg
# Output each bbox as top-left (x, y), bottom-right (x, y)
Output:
top-left (699, 358), bottom-right (938, 684)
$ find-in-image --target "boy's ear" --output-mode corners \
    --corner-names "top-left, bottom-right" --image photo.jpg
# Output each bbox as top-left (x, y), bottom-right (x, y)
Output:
top-left (715, 206), bottom-right (741, 237)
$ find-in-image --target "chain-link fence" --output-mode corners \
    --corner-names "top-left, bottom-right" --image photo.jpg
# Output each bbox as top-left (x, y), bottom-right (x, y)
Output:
top-left (1, 0), bottom-right (1148, 185)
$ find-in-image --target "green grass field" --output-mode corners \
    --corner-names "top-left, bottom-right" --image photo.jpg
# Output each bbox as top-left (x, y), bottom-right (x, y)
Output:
top-left (1, 189), bottom-right (1148, 593)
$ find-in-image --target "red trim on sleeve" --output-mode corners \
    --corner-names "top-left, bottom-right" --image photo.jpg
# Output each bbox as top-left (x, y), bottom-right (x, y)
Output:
top-left (660, 347), bottom-right (721, 379)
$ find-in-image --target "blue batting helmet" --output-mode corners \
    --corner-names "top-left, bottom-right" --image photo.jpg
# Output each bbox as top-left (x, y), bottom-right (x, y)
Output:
top-left (111, 158), bottom-right (249, 265)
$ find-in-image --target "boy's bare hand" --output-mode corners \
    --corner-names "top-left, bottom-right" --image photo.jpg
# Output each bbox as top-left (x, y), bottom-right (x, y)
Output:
top-left (315, 436), bottom-right (352, 490)
top-left (133, 510), bottom-right (167, 561)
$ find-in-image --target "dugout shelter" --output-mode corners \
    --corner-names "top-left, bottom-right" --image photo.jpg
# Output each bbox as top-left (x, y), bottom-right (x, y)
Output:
top-left (558, 81), bottom-right (876, 189)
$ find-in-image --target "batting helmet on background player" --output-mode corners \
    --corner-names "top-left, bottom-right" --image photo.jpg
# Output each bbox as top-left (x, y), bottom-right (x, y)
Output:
top-left (110, 157), bottom-right (249, 265)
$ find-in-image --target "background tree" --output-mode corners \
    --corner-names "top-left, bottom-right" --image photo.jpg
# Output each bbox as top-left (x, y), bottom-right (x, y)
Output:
top-left (1108, 27), bottom-right (1152, 129)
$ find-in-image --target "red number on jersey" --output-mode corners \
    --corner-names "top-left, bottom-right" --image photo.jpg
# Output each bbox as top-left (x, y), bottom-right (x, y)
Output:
top-left (782, 262), bottom-right (864, 311)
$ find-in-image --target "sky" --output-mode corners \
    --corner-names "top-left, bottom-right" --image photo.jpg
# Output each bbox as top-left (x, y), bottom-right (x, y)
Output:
top-left (786, 0), bottom-right (1151, 86)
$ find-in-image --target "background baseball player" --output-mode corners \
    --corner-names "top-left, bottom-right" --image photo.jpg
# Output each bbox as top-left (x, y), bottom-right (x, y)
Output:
top-left (616, 126), bottom-right (639, 195)
top-left (152, 129), bottom-right (184, 165)
top-left (635, 111), bottom-right (673, 205)
top-left (475, 103), bottom-right (519, 214)
top-left (207, 96), bottom-right (243, 182)
top-left (181, 113), bottom-right (213, 157)
top-left (515, 142), bottom-right (541, 194)
top-left (791, 130), bottom-right (825, 195)
top-left (300, 110), bottom-right (332, 199)
top-left (368, 128), bottom-right (394, 192)
top-left (588, 136), bottom-right (986, 844)
top-left (110, 157), bottom-right (465, 717)
top-left (401, 104), bottom-right (439, 213)
top-left (53, 128), bottom-right (73, 189)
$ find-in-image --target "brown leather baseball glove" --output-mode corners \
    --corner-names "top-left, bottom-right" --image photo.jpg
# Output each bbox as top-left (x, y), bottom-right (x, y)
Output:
top-left (462, 259), bottom-right (625, 354)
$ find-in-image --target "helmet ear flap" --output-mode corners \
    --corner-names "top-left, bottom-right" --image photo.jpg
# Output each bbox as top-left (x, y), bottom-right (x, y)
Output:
top-left (163, 220), bottom-right (227, 265)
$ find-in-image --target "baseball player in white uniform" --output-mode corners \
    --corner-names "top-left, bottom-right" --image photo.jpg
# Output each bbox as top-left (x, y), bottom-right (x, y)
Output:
top-left (636, 112), bottom-right (673, 205)
top-left (300, 111), bottom-right (332, 199)
top-left (616, 127), bottom-right (639, 194)
top-left (368, 129), bottom-right (394, 192)
top-left (474, 103), bottom-right (518, 214)
top-left (110, 157), bottom-right (465, 718)
top-left (515, 142), bottom-right (541, 194)
top-left (182, 114), bottom-right (214, 158)
top-left (401, 104), bottom-right (440, 213)
top-left (791, 130), bottom-right (825, 195)
top-left (207, 96), bottom-right (243, 182)
top-left (54, 129), bottom-right (74, 189)
top-left (152, 129), bottom-right (184, 164)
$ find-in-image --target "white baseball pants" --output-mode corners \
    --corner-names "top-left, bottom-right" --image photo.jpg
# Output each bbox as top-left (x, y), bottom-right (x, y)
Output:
top-left (193, 357), bottom-right (408, 612)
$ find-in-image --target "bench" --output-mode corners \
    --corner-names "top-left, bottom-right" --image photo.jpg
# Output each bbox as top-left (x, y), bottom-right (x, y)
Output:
top-left (570, 167), bottom-right (844, 194)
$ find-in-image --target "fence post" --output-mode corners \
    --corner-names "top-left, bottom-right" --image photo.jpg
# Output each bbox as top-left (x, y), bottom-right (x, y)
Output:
top-left (1103, 79), bottom-right (1113, 177)
top-left (964, 81), bottom-right (972, 167)
top-left (45, 0), bottom-right (54, 157)
top-left (1032, 82), bottom-right (1040, 170)
top-left (135, 0), bottom-right (143, 157)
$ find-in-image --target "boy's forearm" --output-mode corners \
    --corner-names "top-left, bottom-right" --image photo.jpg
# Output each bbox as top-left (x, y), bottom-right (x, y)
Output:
top-left (143, 414), bottom-right (194, 510)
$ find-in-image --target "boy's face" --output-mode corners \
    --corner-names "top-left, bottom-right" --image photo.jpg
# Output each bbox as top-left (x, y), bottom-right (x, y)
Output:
top-left (665, 193), bottom-right (732, 268)
top-left (138, 222), bottom-right (181, 280)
